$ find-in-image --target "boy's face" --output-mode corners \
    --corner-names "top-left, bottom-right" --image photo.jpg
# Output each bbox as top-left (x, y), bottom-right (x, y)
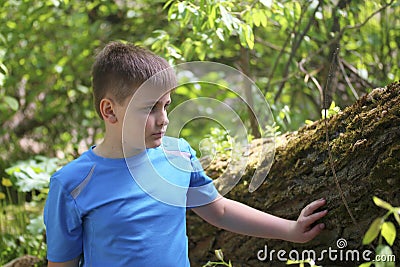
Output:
top-left (121, 91), bottom-right (171, 151)
top-left (142, 92), bottom-right (171, 148)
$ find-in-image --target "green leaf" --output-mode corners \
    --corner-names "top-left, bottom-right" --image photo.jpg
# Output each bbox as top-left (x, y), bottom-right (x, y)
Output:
top-left (4, 96), bottom-right (19, 111)
top-left (27, 215), bottom-right (45, 235)
top-left (77, 84), bottom-right (89, 94)
top-left (259, 10), bottom-right (268, 27)
top-left (0, 64), bottom-right (6, 86)
top-left (253, 10), bottom-right (261, 27)
top-left (245, 24), bottom-right (254, 49)
top-left (163, 0), bottom-right (175, 9)
top-left (219, 5), bottom-right (233, 31)
top-left (305, 119), bottom-right (314, 125)
top-left (208, 5), bottom-right (216, 29)
top-left (381, 222), bottom-right (396, 246)
top-left (0, 62), bottom-right (8, 75)
top-left (177, 1), bottom-right (186, 15)
top-left (362, 217), bottom-right (383, 245)
top-left (373, 196), bottom-right (393, 211)
top-left (6, 21), bottom-right (17, 29)
top-left (375, 245), bottom-right (395, 267)
top-left (358, 262), bottom-right (372, 267)
top-left (216, 28), bottom-right (225, 41)
top-left (240, 24), bottom-right (254, 49)
top-left (215, 249), bottom-right (224, 261)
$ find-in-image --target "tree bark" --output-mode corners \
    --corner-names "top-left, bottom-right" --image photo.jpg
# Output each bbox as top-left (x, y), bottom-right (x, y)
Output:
top-left (188, 81), bottom-right (400, 267)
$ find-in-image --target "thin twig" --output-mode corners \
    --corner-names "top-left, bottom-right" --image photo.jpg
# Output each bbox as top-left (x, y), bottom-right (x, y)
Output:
top-left (323, 47), bottom-right (362, 234)
top-left (340, 58), bottom-right (376, 89)
top-left (338, 57), bottom-right (359, 100)
top-left (299, 58), bottom-right (323, 104)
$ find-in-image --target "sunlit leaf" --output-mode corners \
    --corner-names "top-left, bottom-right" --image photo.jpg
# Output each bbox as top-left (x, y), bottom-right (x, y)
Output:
top-left (381, 221), bottom-right (396, 246)
top-left (219, 5), bottom-right (233, 31)
top-left (208, 5), bottom-right (216, 29)
top-left (253, 10), bottom-right (261, 27)
top-left (358, 262), bottom-right (372, 267)
top-left (373, 196), bottom-right (393, 211)
top-left (215, 249), bottom-right (224, 261)
top-left (4, 96), bottom-right (19, 111)
top-left (362, 217), bottom-right (383, 245)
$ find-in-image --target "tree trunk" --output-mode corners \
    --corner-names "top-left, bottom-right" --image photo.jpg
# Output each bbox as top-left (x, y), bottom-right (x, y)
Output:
top-left (187, 81), bottom-right (400, 267)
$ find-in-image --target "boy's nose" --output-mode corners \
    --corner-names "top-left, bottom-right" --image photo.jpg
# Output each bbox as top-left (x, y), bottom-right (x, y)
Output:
top-left (156, 110), bottom-right (169, 126)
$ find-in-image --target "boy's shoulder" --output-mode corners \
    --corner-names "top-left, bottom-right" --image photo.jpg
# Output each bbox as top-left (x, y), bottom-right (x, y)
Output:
top-left (50, 150), bottom-right (94, 192)
top-left (162, 136), bottom-right (193, 157)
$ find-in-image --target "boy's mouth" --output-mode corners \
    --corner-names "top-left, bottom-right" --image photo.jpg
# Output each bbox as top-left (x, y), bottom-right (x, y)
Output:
top-left (152, 131), bottom-right (165, 138)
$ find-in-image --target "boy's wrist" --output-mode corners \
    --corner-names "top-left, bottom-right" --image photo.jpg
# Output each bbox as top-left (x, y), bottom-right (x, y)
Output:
top-left (284, 220), bottom-right (299, 242)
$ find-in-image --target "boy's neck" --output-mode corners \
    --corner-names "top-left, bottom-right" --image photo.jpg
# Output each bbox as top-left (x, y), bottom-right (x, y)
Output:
top-left (93, 142), bottom-right (124, 159)
top-left (93, 138), bottom-right (144, 159)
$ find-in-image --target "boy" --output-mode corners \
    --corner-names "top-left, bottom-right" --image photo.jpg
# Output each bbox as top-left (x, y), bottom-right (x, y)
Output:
top-left (44, 41), bottom-right (327, 267)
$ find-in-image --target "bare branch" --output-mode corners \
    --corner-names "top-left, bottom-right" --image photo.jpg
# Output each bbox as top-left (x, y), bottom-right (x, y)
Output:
top-left (338, 57), bottom-right (359, 100)
top-left (274, 1), bottom-right (321, 103)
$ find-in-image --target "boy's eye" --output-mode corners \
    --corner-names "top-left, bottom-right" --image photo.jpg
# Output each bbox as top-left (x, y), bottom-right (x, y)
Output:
top-left (143, 106), bottom-right (154, 113)
top-left (143, 102), bottom-right (170, 113)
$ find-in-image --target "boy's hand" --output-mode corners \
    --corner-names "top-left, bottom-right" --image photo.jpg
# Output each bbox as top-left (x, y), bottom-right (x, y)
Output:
top-left (288, 198), bottom-right (328, 243)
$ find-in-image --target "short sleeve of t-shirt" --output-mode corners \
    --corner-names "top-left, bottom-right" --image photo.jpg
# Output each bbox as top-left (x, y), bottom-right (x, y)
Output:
top-left (180, 138), bottom-right (220, 207)
top-left (44, 178), bottom-right (83, 262)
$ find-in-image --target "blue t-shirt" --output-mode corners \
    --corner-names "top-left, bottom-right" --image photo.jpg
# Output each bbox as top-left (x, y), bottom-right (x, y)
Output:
top-left (44, 137), bottom-right (219, 266)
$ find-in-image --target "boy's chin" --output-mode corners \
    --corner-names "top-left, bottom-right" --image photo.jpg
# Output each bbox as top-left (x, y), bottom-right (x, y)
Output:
top-left (145, 139), bottom-right (162, 149)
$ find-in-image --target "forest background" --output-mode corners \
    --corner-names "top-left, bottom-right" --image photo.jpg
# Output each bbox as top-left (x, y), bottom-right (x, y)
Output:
top-left (0, 0), bottom-right (399, 265)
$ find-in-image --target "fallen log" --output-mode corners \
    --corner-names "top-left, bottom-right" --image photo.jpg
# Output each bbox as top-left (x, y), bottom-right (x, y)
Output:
top-left (188, 81), bottom-right (400, 267)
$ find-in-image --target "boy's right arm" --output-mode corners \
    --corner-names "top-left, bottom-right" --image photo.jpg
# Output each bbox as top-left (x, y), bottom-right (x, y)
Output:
top-left (48, 256), bottom-right (80, 267)
top-left (44, 178), bottom-right (83, 265)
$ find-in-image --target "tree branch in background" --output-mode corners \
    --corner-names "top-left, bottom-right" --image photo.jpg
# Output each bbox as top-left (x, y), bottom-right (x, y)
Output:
top-left (338, 57), bottom-right (359, 100)
top-left (237, 46), bottom-right (261, 138)
top-left (274, 1), bottom-right (321, 103)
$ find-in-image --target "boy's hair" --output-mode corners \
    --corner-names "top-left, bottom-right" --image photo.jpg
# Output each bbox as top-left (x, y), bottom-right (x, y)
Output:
top-left (92, 41), bottom-right (175, 119)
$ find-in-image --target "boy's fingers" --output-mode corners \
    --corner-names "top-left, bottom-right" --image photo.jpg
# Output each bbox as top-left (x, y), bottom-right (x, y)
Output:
top-left (306, 210), bottom-right (328, 224)
top-left (304, 223), bottom-right (325, 242)
top-left (303, 198), bottom-right (326, 217)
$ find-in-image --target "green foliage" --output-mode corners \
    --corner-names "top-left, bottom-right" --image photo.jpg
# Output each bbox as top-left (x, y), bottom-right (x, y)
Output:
top-left (0, 156), bottom-right (62, 265)
top-left (1, 0), bottom-right (399, 168)
top-left (359, 196), bottom-right (399, 267)
top-left (157, 0), bottom-right (267, 60)
top-left (304, 101), bottom-right (341, 125)
top-left (0, 0), bottom-right (169, 172)
top-left (273, 104), bottom-right (292, 131)
top-left (0, 201), bottom-right (46, 264)
top-left (321, 101), bottom-right (341, 119)
top-left (200, 127), bottom-right (233, 157)
top-left (5, 156), bottom-right (63, 194)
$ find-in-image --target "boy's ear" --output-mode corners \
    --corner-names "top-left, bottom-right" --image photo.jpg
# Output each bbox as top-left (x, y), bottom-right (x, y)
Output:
top-left (100, 98), bottom-right (117, 123)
